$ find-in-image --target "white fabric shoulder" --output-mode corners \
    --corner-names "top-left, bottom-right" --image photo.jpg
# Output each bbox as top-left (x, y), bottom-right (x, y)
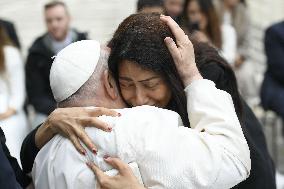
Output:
top-left (32, 106), bottom-right (180, 189)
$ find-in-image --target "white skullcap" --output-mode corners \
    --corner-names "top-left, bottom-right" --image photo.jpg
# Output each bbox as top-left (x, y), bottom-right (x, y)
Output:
top-left (50, 40), bottom-right (101, 102)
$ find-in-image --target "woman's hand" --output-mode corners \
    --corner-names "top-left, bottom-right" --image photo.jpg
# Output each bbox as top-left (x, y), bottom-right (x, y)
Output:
top-left (0, 107), bottom-right (16, 120)
top-left (160, 15), bottom-right (203, 86)
top-left (234, 54), bottom-right (245, 69)
top-left (35, 107), bottom-right (120, 155)
top-left (87, 157), bottom-right (145, 189)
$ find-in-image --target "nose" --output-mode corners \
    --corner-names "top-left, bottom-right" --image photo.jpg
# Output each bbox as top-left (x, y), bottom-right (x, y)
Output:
top-left (135, 88), bottom-right (150, 106)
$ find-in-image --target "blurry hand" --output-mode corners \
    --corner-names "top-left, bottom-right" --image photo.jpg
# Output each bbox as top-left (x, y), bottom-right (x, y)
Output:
top-left (87, 157), bottom-right (145, 189)
top-left (0, 107), bottom-right (16, 120)
top-left (160, 15), bottom-right (203, 86)
top-left (234, 54), bottom-right (245, 69)
top-left (35, 107), bottom-right (120, 155)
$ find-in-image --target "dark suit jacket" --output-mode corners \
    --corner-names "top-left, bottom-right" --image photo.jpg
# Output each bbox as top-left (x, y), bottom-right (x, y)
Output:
top-left (261, 21), bottom-right (284, 117)
top-left (0, 19), bottom-right (21, 48)
top-left (0, 128), bottom-right (30, 188)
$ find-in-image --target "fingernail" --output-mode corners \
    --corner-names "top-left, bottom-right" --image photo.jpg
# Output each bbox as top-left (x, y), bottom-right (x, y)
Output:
top-left (92, 148), bottom-right (97, 155)
top-left (166, 37), bottom-right (172, 41)
top-left (103, 155), bottom-right (110, 159)
top-left (160, 14), bottom-right (165, 17)
top-left (118, 113), bottom-right (121, 117)
top-left (82, 150), bottom-right (86, 156)
top-left (107, 127), bottom-right (112, 132)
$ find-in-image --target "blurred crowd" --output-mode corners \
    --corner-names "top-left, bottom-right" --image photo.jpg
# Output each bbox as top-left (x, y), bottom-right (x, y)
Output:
top-left (0, 0), bottom-right (284, 188)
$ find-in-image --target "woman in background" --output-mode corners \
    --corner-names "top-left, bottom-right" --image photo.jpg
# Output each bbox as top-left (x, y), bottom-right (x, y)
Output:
top-left (180, 0), bottom-right (237, 65)
top-left (215, 0), bottom-right (249, 68)
top-left (0, 25), bottom-right (29, 164)
top-left (214, 0), bottom-right (257, 103)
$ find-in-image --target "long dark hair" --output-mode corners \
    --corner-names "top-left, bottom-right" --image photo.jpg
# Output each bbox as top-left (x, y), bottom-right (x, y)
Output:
top-left (0, 25), bottom-right (12, 72)
top-left (181, 0), bottom-right (222, 49)
top-left (108, 13), bottom-right (190, 128)
top-left (193, 41), bottom-right (243, 123)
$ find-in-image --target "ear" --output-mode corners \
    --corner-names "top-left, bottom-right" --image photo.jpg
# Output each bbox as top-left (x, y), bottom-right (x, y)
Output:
top-left (103, 70), bottom-right (118, 100)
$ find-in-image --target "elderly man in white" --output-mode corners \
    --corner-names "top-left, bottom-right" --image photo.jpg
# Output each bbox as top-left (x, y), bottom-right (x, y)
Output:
top-left (32, 17), bottom-right (250, 189)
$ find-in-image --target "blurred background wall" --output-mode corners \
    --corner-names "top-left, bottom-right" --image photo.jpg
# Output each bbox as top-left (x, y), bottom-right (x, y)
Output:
top-left (0, 0), bottom-right (137, 56)
top-left (0, 0), bottom-right (283, 77)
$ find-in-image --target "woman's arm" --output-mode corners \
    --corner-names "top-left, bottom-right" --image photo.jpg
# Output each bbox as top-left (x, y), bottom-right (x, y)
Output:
top-left (20, 107), bottom-right (120, 174)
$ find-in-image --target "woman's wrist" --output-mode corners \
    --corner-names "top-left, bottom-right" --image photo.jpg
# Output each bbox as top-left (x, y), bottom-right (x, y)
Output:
top-left (0, 107), bottom-right (16, 120)
top-left (35, 118), bottom-right (56, 149)
top-left (180, 66), bottom-right (203, 87)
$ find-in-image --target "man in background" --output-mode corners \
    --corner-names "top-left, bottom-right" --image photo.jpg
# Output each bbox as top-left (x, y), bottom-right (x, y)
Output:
top-left (261, 21), bottom-right (284, 135)
top-left (163, 0), bottom-right (184, 21)
top-left (25, 1), bottom-right (87, 126)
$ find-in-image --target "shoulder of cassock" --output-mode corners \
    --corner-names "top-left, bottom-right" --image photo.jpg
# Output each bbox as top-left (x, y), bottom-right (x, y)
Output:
top-left (32, 105), bottom-right (183, 188)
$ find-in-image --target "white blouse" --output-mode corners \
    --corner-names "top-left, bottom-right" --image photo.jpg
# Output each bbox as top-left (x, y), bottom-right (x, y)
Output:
top-left (0, 46), bottom-right (25, 113)
top-left (220, 24), bottom-right (237, 65)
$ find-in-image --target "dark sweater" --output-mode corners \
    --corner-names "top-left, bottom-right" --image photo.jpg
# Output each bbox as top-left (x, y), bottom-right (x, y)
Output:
top-left (0, 128), bottom-right (31, 188)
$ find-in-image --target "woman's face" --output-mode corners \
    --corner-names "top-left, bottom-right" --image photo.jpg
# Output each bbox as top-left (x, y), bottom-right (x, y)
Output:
top-left (118, 60), bottom-right (172, 108)
top-left (187, 0), bottom-right (207, 30)
top-left (224, 0), bottom-right (240, 8)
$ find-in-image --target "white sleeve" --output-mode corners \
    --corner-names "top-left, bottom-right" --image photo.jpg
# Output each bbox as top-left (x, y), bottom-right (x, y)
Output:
top-left (184, 79), bottom-right (250, 188)
top-left (220, 24), bottom-right (237, 65)
top-left (114, 80), bottom-right (250, 189)
top-left (4, 46), bottom-right (25, 111)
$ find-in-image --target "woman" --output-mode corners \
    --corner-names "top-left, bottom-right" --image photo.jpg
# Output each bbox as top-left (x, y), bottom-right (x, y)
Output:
top-left (180, 0), bottom-right (237, 65)
top-left (215, 0), bottom-right (249, 67)
top-left (108, 13), bottom-right (191, 128)
top-left (0, 25), bottom-right (29, 164)
top-left (214, 0), bottom-right (255, 102)
top-left (89, 15), bottom-right (274, 188)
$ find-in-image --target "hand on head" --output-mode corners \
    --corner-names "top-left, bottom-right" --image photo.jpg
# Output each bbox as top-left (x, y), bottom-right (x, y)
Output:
top-left (160, 15), bottom-right (203, 86)
top-left (35, 16), bottom-right (202, 158)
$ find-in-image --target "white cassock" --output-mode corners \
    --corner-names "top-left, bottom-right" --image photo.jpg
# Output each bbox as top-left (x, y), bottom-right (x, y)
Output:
top-left (32, 79), bottom-right (251, 189)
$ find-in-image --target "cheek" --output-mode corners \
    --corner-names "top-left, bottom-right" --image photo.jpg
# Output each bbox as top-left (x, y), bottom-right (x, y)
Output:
top-left (120, 87), bottom-right (134, 103)
top-left (150, 84), bottom-right (172, 107)
top-left (200, 15), bottom-right (207, 29)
